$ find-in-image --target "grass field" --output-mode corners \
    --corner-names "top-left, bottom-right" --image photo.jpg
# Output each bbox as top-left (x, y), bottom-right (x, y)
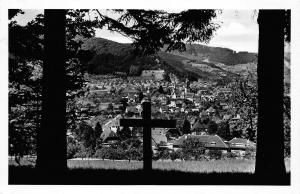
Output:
top-left (67, 158), bottom-right (290, 173)
top-left (153, 159), bottom-right (256, 173)
top-left (68, 159), bottom-right (143, 170)
top-left (9, 158), bottom-right (291, 185)
top-left (9, 158), bottom-right (290, 173)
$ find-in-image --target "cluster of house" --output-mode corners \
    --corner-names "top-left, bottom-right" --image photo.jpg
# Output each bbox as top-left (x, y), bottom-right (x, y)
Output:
top-left (100, 122), bottom-right (256, 157)
top-left (74, 71), bottom-right (253, 157)
top-left (88, 72), bottom-right (235, 114)
top-left (168, 134), bottom-right (255, 156)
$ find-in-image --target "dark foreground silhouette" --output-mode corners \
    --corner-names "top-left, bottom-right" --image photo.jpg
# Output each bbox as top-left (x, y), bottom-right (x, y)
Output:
top-left (9, 166), bottom-right (290, 185)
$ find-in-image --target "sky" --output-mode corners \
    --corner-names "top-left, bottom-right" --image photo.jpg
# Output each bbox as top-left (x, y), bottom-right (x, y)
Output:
top-left (13, 9), bottom-right (258, 52)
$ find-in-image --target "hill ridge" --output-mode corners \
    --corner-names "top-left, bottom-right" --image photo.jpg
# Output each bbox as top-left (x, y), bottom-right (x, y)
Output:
top-left (81, 37), bottom-right (258, 82)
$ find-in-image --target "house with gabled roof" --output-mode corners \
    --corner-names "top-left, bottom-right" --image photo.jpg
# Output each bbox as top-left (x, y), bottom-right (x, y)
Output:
top-left (185, 92), bottom-right (195, 102)
top-left (100, 129), bottom-right (119, 145)
top-left (151, 129), bottom-right (173, 153)
top-left (173, 134), bottom-right (229, 153)
top-left (229, 137), bottom-right (256, 149)
top-left (228, 137), bottom-right (256, 156)
top-left (125, 106), bottom-right (140, 116)
top-left (152, 133), bottom-right (168, 147)
top-left (226, 138), bottom-right (256, 157)
top-left (102, 114), bottom-right (122, 133)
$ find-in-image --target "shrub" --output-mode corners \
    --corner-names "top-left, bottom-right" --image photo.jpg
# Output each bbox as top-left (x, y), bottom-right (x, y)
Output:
top-left (152, 146), bottom-right (170, 160)
top-left (181, 137), bottom-right (206, 160)
top-left (207, 150), bottom-right (223, 160)
top-left (126, 147), bottom-right (143, 161)
top-left (121, 138), bottom-right (142, 150)
top-left (244, 147), bottom-right (256, 159)
top-left (170, 150), bottom-right (184, 161)
top-left (67, 142), bottom-right (81, 159)
top-left (158, 149), bottom-right (171, 160)
top-left (109, 147), bottom-right (126, 160)
top-left (94, 147), bottom-right (127, 160)
top-left (226, 151), bottom-right (237, 159)
top-left (73, 144), bottom-right (94, 158)
top-left (94, 147), bottom-right (113, 160)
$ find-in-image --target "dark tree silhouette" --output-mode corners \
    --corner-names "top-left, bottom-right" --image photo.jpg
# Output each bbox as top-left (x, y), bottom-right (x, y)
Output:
top-left (207, 120), bottom-right (218, 134)
top-left (94, 122), bottom-right (103, 139)
top-left (158, 85), bottom-right (165, 94)
top-left (9, 10), bottom-right (43, 161)
top-left (8, 9), bottom-right (24, 20)
top-left (76, 122), bottom-right (96, 150)
top-left (255, 10), bottom-right (286, 177)
top-left (95, 9), bottom-right (220, 55)
top-left (120, 97), bottom-right (128, 112)
top-left (217, 121), bottom-right (231, 141)
top-left (117, 126), bottom-right (132, 140)
top-left (138, 91), bottom-right (144, 102)
top-left (36, 10), bottom-right (67, 170)
top-left (163, 73), bottom-right (171, 82)
top-left (182, 119), bottom-right (191, 134)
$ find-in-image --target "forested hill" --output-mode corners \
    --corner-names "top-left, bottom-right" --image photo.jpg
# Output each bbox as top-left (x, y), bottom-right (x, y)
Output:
top-left (82, 37), bottom-right (132, 56)
top-left (163, 44), bottom-right (257, 65)
top-left (81, 37), bottom-right (257, 81)
top-left (81, 37), bottom-right (160, 75)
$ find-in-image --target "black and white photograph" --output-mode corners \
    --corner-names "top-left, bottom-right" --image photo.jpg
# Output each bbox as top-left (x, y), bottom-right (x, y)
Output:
top-left (1, 0), bottom-right (300, 193)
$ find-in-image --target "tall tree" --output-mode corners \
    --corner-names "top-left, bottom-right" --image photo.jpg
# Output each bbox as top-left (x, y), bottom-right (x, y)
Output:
top-left (217, 121), bottom-right (231, 141)
top-left (207, 120), bottom-right (218, 134)
top-left (158, 85), bottom-right (165, 94)
top-left (94, 122), bottom-right (103, 138)
top-left (229, 77), bottom-right (258, 140)
top-left (138, 92), bottom-right (144, 103)
top-left (255, 10), bottom-right (286, 177)
top-left (182, 119), bottom-right (191, 134)
top-left (9, 10), bottom-right (43, 161)
top-left (94, 122), bottom-right (103, 149)
top-left (36, 10), bottom-right (67, 170)
top-left (117, 126), bottom-right (132, 140)
top-left (9, 9), bottom-right (98, 163)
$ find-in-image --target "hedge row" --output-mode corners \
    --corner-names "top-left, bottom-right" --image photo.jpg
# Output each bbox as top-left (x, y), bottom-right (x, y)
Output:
top-left (94, 147), bottom-right (143, 161)
top-left (153, 148), bottom-right (255, 161)
top-left (68, 137), bottom-right (256, 161)
top-left (92, 148), bottom-right (255, 161)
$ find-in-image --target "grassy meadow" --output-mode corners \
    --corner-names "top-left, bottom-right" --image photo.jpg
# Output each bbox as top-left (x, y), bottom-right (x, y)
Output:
top-left (67, 158), bottom-right (290, 173)
top-left (153, 159), bottom-right (256, 173)
top-left (9, 158), bottom-right (290, 173)
top-left (9, 158), bottom-right (291, 184)
top-left (68, 159), bottom-right (256, 173)
top-left (68, 159), bottom-right (143, 170)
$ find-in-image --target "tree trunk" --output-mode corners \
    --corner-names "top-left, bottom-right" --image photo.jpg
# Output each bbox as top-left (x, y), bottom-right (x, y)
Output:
top-left (142, 102), bottom-right (152, 173)
top-left (36, 10), bottom-right (67, 171)
top-left (255, 10), bottom-right (286, 177)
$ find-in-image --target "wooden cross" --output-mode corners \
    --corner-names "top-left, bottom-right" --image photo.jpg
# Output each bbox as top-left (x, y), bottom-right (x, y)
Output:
top-left (120, 101), bottom-right (176, 172)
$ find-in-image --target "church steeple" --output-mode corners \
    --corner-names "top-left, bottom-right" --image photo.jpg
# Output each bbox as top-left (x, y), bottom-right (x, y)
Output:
top-left (171, 83), bottom-right (176, 99)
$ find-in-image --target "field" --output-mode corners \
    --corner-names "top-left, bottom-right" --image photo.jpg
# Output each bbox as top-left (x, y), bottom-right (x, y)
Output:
top-left (67, 158), bottom-right (290, 173)
top-left (9, 158), bottom-right (291, 185)
top-left (9, 158), bottom-right (290, 173)
top-left (68, 159), bottom-right (143, 170)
